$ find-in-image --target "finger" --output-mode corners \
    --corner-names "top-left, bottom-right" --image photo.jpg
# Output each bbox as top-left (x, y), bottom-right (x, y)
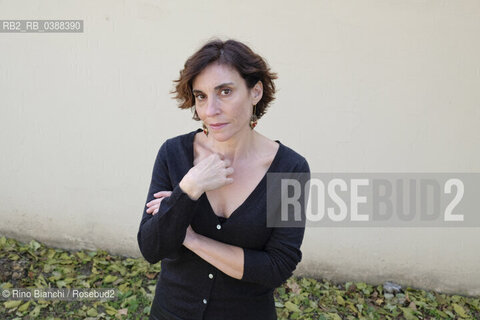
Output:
top-left (147, 203), bottom-right (160, 213)
top-left (146, 198), bottom-right (162, 207)
top-left (148, 196), bottom-right (167, 211)
top-left (215, 153), bottom-right (225, 160)
top-left (154, 191), bottom-right (172, 197)
top-left (223, 158), bottom-right (231, 167)
top-left (154, 191), bottom-right (172, 196)
top-left (225, 177), bottom-right (234, 184)
top-left (225, 167), bottom-right (234, 175)
top-left (153, 208), bottom-right (158, 215)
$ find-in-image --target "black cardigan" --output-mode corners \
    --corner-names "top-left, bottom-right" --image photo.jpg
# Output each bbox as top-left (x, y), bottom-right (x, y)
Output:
top-left (137, 129), bottom-right (310, 320)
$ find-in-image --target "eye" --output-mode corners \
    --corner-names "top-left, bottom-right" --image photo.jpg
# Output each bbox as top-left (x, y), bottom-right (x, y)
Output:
top-left (194, 93), bottom-right (206, 101)
top-left (220, 88), bottom-right (231, 96)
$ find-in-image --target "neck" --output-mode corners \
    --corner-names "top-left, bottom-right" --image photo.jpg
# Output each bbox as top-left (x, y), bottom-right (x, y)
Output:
top-left (208, 128), bottom-right (258, 163)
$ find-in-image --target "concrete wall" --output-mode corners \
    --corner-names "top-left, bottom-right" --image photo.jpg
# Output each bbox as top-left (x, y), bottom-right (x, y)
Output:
top-left (1, 0), bottom-right (479, 296)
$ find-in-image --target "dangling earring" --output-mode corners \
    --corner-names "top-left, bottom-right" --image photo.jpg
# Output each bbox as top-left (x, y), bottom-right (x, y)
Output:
top-left (202, 122), bottom-right (209, 136)
top-left (191, 106), bottom-right (199, 120)
top-left (250, 105), bottom-right (258, 129)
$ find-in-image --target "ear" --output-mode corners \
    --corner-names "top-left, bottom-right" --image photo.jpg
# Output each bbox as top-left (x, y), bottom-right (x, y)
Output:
top-left (251, 81), bottom-right (263, 105)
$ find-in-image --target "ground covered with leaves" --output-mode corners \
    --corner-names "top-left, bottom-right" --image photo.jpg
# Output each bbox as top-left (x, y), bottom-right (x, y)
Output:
top-left (0, 237), bottom-right (479, 319)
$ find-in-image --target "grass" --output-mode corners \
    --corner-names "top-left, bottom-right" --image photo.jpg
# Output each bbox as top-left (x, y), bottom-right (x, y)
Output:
top-left (0, 236), bottom-right (479, 319)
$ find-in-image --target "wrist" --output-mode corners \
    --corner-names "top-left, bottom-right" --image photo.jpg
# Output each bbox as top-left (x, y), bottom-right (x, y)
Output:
top-left (179, 175), bottom-right (203, 201)
top-left (184, 229), bottom-right (200, 250)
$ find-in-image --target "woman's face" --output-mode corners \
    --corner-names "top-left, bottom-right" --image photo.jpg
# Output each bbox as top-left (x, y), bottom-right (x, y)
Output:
top-left (192, 62), bottom-right (262, 142)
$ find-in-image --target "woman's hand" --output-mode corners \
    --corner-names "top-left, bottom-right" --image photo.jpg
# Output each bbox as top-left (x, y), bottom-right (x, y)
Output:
top-left (145, 191), bottom-right (172, 215)
top-left (183, 225), bottom-right (198, 248)
top-left (179, 153), bottom-right (234, 200)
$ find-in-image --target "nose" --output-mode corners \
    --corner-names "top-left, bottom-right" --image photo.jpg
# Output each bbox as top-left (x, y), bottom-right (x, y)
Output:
top-left (205, 96), bottom-right (220, 117)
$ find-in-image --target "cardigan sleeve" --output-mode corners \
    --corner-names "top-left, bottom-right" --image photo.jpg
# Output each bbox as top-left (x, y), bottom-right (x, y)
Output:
top-left (241, 159), bottom-right (310, 288)
top-left (137, 140), bottom-right (199, 264)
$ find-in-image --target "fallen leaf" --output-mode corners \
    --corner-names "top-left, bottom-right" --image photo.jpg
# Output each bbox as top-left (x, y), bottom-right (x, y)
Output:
top-left (284, 301), bottom-right (301, 313)
top-left (104, 275), bottom-right (118, 283)
top-left (4, 300), bottom-right (22, 309)
top-left (400, 307), bottom-right (418, 320)
top-left (286, 279), bottom-right (301, 295)
top-left (146, 272), bottom-right (158, 280)
top-left (18, 301), bottom-right (31, 312)
top-left (118, 308), bottom-right (128, 315)
top-left (452, 303), bottom-right (469, 318)
top-left (87, 307), bottom-right (98, 317)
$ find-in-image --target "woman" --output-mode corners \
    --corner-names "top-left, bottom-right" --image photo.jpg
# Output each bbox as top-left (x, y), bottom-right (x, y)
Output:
top-left (137, 38), bottom-right (310, 320)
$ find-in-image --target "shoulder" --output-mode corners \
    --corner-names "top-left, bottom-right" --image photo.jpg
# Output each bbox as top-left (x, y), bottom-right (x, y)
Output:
top-left (276, 141), bottom-right (310, 173)
top-left (256, 132), bottom-right (309, 173)
top-left (159, 129), bottom-right (201, 154)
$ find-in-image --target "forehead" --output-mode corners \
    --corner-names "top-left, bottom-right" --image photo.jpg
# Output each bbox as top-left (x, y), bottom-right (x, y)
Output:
top-left (192, 63), bottom-right (244, 90)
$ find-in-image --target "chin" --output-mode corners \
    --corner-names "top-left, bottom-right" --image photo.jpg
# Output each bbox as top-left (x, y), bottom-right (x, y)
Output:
top-left (211, 131), bottom-right (233, 142)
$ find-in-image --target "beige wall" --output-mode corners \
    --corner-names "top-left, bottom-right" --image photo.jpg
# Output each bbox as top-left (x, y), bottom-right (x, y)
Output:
top-left (1, 1), bottom-right (479, 296)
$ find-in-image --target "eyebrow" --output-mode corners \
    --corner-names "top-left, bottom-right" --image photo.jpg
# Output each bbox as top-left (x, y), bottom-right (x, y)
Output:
top-left (192, 82), bottom-right (234, 94)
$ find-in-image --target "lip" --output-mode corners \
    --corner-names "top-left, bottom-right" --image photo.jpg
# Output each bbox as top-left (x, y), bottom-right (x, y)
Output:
top-left (209, 123), bottom-right (228, 130)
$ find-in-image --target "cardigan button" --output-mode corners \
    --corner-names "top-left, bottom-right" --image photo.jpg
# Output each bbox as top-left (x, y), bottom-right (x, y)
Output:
top-left (203, 298), bottom-right (207, 304)
top-left (216, 224), bottom-right (221, 230)
top-left (208, 273), bottom-right (213, 279)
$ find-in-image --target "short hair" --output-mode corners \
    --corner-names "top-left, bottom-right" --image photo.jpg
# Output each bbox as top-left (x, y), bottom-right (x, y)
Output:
top-left (171, 38), bottom-right (278, 121)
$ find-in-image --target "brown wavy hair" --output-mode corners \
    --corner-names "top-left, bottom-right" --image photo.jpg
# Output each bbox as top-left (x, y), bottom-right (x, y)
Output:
top-left (171, 38), bottom-right (278, 121)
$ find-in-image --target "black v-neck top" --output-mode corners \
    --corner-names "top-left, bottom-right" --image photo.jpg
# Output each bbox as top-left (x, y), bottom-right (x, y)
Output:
top-left (138, 129), bottom-right (310, 320)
